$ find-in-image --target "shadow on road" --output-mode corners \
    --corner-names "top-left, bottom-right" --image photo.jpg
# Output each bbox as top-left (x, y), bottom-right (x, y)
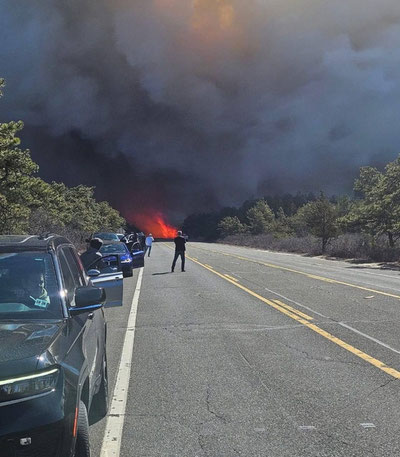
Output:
top-left (152, 272), bottom-right (171, 276)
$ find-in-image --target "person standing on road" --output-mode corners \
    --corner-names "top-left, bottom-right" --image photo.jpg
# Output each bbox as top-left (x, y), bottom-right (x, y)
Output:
top-left (145, 233), bottom-right (154, 257)
top-left (171, 230), bottom-right (186, 272)
top-left (80, 237), bottom-right (103, 271)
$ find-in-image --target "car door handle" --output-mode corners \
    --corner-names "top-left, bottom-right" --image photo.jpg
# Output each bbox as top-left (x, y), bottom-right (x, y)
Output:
top-left (88, 313), bottom-right (94, 320)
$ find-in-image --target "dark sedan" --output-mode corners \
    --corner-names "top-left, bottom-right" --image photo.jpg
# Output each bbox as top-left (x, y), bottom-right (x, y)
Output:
top-left (0, 235), bottom-right (123, 457)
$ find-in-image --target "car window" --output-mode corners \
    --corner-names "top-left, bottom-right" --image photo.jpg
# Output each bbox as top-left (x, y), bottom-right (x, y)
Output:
top-left (69, 248), bottom-right (87, 284)
top-left (99, 244), bottom-right (127, 254)
top-left (0, 252), bottom-right (63, 320)
top-left (63, 247), bottom-right (86, 287)
top-left (59, 250), bottom-right (79, 305)
top-left (94, 233), bottom-right (119, 241)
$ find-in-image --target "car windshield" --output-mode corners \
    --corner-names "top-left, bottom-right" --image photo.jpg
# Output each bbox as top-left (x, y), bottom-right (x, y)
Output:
top-left (94, 233), bottom-right (120, 241)
top-left (100, 244), bottom-right (127, 254)
top-left (0, 252), bottom-right (63, 320)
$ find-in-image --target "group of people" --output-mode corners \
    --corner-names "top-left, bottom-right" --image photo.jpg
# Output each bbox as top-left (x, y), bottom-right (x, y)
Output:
top-left (144, 231), bottom-right (187, 272)
top-left (81, 230), bottom-right (187, 273)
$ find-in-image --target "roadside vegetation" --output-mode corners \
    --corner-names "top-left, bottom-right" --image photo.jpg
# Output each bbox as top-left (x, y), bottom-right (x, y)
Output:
top-left (0, 79), bottom-right (125, 246)
top-left (183, 158), bottom-right (400, 263)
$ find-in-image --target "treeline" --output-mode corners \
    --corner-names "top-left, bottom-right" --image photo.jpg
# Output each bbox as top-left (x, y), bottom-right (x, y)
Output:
top-left (183, 192), bottom-right (318, 240)
top-left (0, 79), bottom-right (125, 245)
top-left (183, 156), bottom-right (400, 262)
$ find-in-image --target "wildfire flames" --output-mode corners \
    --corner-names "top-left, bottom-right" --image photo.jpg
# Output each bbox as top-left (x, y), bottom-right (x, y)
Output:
top-left (131, 212), bottom-right (178, 239)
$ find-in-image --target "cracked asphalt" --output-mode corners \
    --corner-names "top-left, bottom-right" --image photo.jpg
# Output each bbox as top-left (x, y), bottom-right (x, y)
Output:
top-left (92, 242), bottom-right (400, 456)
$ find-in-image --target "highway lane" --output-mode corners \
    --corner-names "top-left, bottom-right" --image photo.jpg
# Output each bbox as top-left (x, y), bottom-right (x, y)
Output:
top-left (94, 242), bottom-right (400, 456)
top-left (90, 268), bottom-right (140, 457)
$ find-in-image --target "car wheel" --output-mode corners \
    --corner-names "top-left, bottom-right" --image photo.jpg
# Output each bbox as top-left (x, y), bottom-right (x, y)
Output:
top-left (89, 351), bottom-right (109, 423)
top-left (75, 400), bottom-right (90, 457)
top-left (123, 266), bottom-right (133, 278)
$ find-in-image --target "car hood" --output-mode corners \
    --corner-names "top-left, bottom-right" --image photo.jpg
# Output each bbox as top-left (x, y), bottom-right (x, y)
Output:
top-left (0, 321), bottom-right (65, 364)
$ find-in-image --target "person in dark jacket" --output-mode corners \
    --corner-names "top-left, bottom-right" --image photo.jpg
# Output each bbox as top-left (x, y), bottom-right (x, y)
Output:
top-left (171, 230), bottom-right (186, 272)
top-left (80, 238), bottom-right (103, 271)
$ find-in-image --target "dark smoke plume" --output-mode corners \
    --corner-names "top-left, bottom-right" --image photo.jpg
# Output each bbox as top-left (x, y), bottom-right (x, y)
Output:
top-left (1, 0), bottom-right (400, 224)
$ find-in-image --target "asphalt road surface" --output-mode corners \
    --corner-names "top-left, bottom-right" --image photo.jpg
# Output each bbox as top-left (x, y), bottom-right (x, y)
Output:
top-left (91, 242), bottom-right (400, 457)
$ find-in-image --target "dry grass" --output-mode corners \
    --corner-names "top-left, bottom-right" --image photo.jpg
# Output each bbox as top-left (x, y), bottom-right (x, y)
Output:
top-left (221, 233), bottom-right (400, 262)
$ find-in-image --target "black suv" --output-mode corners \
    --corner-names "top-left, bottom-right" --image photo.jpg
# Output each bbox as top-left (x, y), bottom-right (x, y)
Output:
top-left (0, 235), bottom-right (122, 457)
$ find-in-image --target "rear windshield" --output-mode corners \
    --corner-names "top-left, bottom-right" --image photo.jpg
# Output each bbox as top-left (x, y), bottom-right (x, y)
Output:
top-left (100, 244), bottom-right (127, 254)
top-left (94, 233), bottom-right (119, 241)
top-left (0, 252), bottom-right (63, 320)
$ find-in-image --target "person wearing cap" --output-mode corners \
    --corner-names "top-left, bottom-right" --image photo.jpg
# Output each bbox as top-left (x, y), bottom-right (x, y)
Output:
top-left (171, 230), bottom-right (186, 272)
top-left (145, 233), bottom-right (154, 257)
top-left (80, 237), bottom-right (103, 271)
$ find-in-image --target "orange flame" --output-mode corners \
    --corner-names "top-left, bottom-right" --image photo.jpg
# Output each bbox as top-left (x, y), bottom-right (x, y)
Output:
top-left (131, 212), bottom-right (178, 239)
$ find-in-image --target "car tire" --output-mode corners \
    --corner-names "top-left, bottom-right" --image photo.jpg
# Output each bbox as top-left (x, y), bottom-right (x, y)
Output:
top-left (123, 266), bottom-right (133, 278)
top-left (75, 400), bottom-right (90, 457)
top-left (90, 351), bottom-right (109, 424)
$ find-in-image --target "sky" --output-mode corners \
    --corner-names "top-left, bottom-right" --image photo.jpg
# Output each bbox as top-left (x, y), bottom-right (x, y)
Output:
top-left (1, 0), bottom-right (400, 227)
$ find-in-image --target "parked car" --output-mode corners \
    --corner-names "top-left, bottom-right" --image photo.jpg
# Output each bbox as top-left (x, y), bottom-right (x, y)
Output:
top-left (0, 234), bottom-right (123, 457)
top-left (99, 241), bottom-right (144, 278)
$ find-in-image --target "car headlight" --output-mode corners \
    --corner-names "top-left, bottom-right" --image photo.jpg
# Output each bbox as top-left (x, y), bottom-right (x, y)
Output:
top-left (0, 367), bottom-right (59, 403)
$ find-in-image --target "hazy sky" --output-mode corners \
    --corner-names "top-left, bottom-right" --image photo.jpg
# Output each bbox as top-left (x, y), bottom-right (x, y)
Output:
top-left (1, 0), bottom-right (400, 222)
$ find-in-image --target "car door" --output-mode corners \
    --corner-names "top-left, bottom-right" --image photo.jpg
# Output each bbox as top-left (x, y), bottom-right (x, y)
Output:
top-left (58, 248), bottom-right (98, 394)
top-left (87, 256), bottom-right (124, 308)
top-left (65, 247), bottom-right (108, 392)
top-left (130, 242), bottom-right (145, 268)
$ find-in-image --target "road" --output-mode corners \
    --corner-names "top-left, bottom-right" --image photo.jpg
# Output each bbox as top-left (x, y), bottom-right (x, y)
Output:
top-left (91, 242), bottom-right (400, 457)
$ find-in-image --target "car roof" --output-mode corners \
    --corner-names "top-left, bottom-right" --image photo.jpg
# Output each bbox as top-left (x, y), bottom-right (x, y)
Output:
top-left (0, 234), bottom-right (72, 252)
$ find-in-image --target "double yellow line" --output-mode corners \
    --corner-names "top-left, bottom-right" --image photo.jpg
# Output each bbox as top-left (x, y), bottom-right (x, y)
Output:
top-left (193, 246), bottom-right (400, 300)
top-left (185, 253), bottom-right (400, 380)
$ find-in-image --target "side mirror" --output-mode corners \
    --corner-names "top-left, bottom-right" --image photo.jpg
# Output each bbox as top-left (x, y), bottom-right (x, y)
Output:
top-left (87, 269), bottom-right (100, 277)
top-left (69, 286), bottom-right (106, 315)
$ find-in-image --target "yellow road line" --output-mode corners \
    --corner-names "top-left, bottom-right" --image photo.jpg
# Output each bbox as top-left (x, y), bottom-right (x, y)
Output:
top-left (273, 299), bottom-right (313, 321)
top-left (186, 254), bottom-right (400, 380)
top-left (224, 274), bottom-right (239, 282)
top-left (191, 247), bottom-right (400, 300)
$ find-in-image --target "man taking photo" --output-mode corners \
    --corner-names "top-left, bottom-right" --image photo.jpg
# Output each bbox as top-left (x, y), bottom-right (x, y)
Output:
top-left (171, 230), bottom-right (186, 272)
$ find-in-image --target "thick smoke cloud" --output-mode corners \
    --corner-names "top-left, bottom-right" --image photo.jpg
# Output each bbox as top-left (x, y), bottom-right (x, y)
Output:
top-left (1, 0), bottom-right (400, 222)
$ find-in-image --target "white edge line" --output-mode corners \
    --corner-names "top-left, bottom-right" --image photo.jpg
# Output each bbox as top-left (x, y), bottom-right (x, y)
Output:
top-left (264, 286), bottom-right (329, 319)
top-left (264, 286), bottom-right (400, 356)
top-left (100, 267), bottom-right (144, 457)
top-left (193, 246), bottom-right (400, 357)
top-left (338, 321), bottom-right (400, 356)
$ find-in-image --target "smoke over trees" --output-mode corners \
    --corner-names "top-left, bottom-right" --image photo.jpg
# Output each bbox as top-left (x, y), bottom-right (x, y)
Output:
top-left (1, 1), bottom-right (400, 222)
top-left (197, 156), bottom-right (400, 261)
top-left (0, 79), bottom-right (125, 242)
